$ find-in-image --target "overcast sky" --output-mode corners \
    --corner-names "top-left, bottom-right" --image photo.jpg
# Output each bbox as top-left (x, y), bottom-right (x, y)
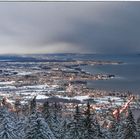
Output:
top-left (0, 2), bottom-right (140, 54)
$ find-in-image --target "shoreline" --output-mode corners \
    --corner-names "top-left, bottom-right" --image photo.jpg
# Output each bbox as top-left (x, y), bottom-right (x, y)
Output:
top-left (0, 54), bottom-right (138, 119)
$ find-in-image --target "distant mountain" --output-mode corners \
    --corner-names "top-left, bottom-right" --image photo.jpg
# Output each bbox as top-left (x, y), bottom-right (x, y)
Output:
top-left (0, 54), bottom-right (75, 62)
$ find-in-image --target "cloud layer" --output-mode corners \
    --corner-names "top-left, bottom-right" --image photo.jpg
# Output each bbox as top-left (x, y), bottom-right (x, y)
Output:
top-left (0, 2), bottom-right (140, 54)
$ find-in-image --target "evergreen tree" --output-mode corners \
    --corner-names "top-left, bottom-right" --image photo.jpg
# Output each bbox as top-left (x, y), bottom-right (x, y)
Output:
top-left (67, 105), bottom-right (85, 139)
top-left (83, 102), bottom-right (96, 139)
top-left (16, 116), bottom-right (27, 138)
top-left (14, 98), bottom-right (21, 116)
top-left (108, 119), bottom-right (122, 139)
top-left (102, 127), bottom-right (110, 139)
top-left (42, 101), bottom-right (50, 120)
top-left (60, 118), bottom-right (69, 139)
top-left (25, 112), bottom-right (55, 139)
top-left (123, 108), bottom-right (137, 139)
top-left (117, 115), bottom-right (127, 139)
top-left (94, 118), bottom-right (105, 138)
top-left (30, 96), bottom-right (36, 114)
top-left (137, 116), bottom-right (140, 138)
top-left (0, 107), bottom-right (18, 139)
top-left (46, 102), bottom-right (63, 138)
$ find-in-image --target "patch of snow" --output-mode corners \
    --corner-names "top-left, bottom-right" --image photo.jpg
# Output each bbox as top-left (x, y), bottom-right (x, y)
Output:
top-left (0, 86), bottom-right (16, 89)
top-left (24, 96), bottom-right (33, 99)
top-left (55, 95), bottom-right (90, 102)
top-left (17, 92), bottom-right (38, 96)
top-left (17, 71), bottom-right (33, 76)
top-left (94, 96), bottom-right (124, 105)
top-left (23, 94), bottom-right (49, 100)
top-left (57, 90), bottom-right (65, 93)
top-left (102, 96), bottom-right (123, 101)
top-left (50, 85), bottom-right (59, 88)
top-left (56, 95), bottom-right (70, 100)
top-left (94, 99), bottom-right (109, 104)
top-left (73, 95), bottom-right (89, 101)
top-left (36, 95), bottom-right (49, 99)
top-left (20, 84), bottom-right (49, 89)
top-left (0, 81), bottom-right (15, 85)
top-left (20, 100), bottom-right (28, 104)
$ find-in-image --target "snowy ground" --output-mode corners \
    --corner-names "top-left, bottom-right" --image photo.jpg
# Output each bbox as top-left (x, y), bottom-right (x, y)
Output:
top-left (17, 71), bottom-right (33, 76)
top-left (0, 81), bottom-right (15, 85)
top-left (94, 96), bottom-right (124, 106)
top-left (0, 80), bottom-right (126, 110)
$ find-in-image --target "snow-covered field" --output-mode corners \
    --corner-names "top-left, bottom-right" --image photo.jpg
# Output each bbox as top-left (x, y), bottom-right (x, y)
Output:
top-left (94, 96), bottom-right (124, 105)
top-left (53, 95), bottom-right (124, 106)
top-left (0, 80), bottom-right (125, 108)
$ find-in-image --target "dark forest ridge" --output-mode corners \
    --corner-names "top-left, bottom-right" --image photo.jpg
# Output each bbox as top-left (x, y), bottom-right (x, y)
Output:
top-left (0, 53), bottom-right (123, 63)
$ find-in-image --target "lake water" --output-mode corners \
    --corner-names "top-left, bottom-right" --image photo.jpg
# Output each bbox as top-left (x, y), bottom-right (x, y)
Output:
top-left (47, 53), bottom-right (140, 94)
top-left (78, 54), bottom-right (140, 94)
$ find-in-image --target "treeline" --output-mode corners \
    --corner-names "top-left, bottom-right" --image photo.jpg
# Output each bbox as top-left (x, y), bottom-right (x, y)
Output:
top-left (0, 97), bottom-right (140, 139)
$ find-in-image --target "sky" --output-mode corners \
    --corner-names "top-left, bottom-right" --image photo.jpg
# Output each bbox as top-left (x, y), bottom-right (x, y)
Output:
top-left (0, 2), bottom-right (140, 54)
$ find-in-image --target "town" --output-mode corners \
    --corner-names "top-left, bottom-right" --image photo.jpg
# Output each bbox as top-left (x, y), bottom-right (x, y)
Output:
top-left (0, 55), bottom-right (138, 139)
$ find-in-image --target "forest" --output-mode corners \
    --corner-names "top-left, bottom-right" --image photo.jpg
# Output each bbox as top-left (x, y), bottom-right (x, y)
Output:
top-left (0, 96), bottom-right (139, 139)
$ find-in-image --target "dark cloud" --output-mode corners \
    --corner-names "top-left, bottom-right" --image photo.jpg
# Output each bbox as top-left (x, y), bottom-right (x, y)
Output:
top-left (0, 2), bottom-right (140, 54)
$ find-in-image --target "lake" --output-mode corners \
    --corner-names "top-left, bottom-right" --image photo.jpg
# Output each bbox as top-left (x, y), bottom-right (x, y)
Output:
top-left (78, 54), bottom-right (140, 94)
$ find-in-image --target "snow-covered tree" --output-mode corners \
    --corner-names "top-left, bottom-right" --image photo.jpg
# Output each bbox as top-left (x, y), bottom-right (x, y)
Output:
top-left (123, 108), bottom-right (137, 139)
top-left (15, 116), bottom-right (27, 138)
top-left (42, 101), bottom-right (50, 120)
top-left (0, 107), bottom-right (18, 139)
top-left (102, 127), bottom-right (110, 139)
top-left (25, 112), bottom-right (55, 139)
top-left (94, 118), bottom-right (105, 138)
top-left (14, 98), bottom-right (21, 116)
top-left (137, 116), bottom-right (140, 138)
top-left (29, 96), bottom-right (36, 114)
top-left (60, 118), bottom-right (70, 139)
top-left (66, 105), bottom-right (85, 139)
top-left (45, 102), bottom-right (63, 138)
top-left (82, 102), bottom-right (96, 139)
top-left (108, 118), bottom-right (123, 139)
